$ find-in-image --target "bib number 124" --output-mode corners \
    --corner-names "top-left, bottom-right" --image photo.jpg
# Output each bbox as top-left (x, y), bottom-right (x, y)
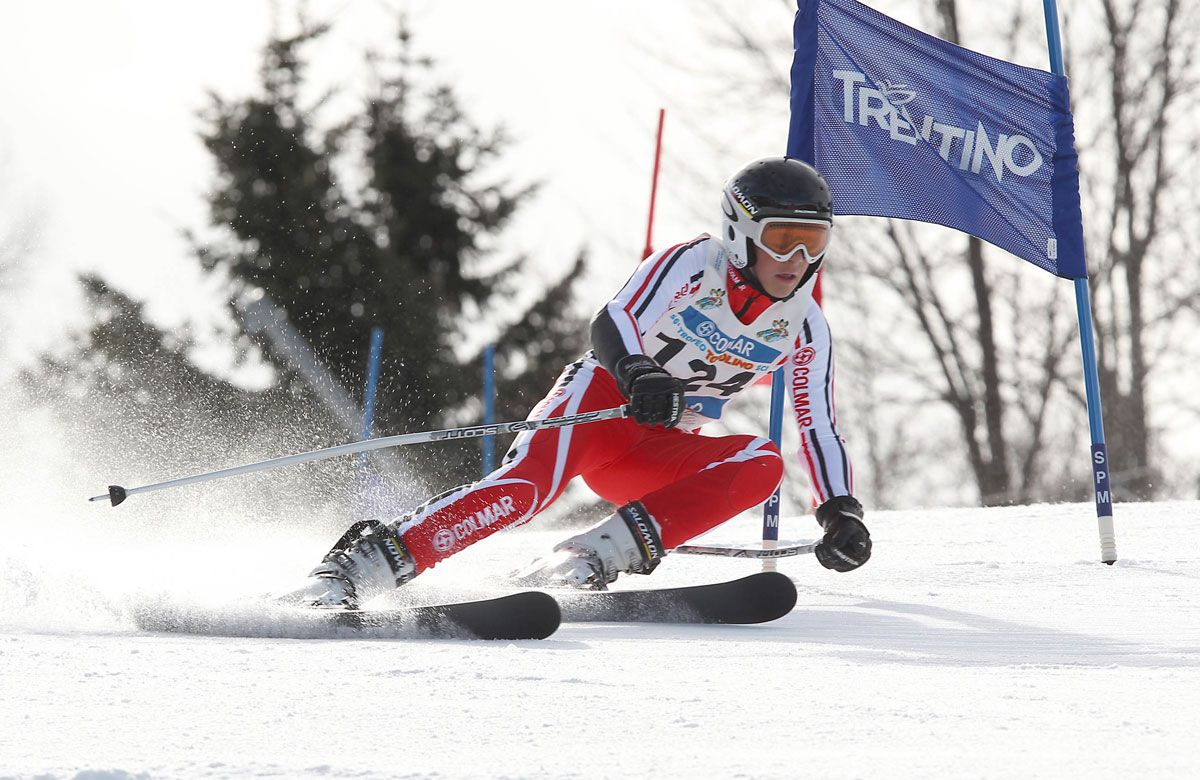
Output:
top-left (652, 334), bottom-right (757, 397)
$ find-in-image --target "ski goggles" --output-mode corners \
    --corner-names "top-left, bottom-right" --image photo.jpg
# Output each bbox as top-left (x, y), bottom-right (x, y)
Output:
top-left (746, 218), bottom-right (831, 264)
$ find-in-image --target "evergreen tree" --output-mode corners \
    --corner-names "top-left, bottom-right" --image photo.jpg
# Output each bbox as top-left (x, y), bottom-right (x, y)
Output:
top-left (492, 253), bottom-right (589, 421)
top-left (195, 21), bottom-right (589, 481)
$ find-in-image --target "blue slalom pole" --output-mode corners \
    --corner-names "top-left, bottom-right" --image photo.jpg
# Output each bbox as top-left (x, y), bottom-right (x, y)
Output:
top-left (359, 329), bottom-right (385, 475)
top-left (361, 327), bottom-right (384, 443)
top-left (1042, 0), bottom-right (1117, 563)
top-left (760, 369), bottom-right (786, 570)
top-left (482, 344), bottom-right (496, 476)
top-left (354, 327), bottom-right (385, 519)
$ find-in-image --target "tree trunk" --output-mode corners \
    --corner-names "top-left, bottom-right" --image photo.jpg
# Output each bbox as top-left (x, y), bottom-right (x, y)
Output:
top-left (1119, 254), bottom-right (1153, 496)
top-left (968, 236), bottom-right (1012, 504)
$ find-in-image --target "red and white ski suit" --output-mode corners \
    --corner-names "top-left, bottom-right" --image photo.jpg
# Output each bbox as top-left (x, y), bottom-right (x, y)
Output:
top-left (396, 235), bottom-right (853, 571)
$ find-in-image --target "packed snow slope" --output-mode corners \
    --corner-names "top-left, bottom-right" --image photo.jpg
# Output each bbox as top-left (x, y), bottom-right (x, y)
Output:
top-left (2, 499), bottom-right (1198, 779)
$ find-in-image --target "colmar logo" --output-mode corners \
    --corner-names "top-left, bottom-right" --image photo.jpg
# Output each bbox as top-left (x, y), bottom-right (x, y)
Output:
top-left (791, 362), bottom-right (814, 431)
top-left (433, 529), bottom-right (455, 553)
top-left (450, 495), bottom-right (517, 543)
top-left (793, 346), bottom-right (816, 366)
top-left (677, 308), bottom-right (783, 365)
top-left (832, 70), bottom-right (1045, 183)
top-left (695, 320), bottom-right (754, 357)
top-left (430, 495), bottom-right (518, 553)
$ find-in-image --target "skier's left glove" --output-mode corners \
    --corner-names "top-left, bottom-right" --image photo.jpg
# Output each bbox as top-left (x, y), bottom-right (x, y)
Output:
top-left (814, 496), bottom-right (871, 572)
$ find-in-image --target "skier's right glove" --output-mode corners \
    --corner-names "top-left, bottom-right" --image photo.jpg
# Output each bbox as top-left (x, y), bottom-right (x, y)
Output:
top-left (613, 354), bottom-right (684, 428)
top-left (814, 495), bottom-right (872, 572)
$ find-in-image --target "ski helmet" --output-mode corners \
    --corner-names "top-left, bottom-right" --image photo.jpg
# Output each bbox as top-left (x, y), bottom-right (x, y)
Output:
top-left (720, 157), bottom-right (833, 270)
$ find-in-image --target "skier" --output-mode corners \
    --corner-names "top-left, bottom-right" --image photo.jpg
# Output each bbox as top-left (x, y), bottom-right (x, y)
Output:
top-left (287, 157), bottom-right (872, 607)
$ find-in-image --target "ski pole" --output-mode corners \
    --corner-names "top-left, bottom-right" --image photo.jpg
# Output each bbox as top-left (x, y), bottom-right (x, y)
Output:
top-left (89, 406), bottom-right (630, 507)
top-left (674, 541), bottom-right (818, 559)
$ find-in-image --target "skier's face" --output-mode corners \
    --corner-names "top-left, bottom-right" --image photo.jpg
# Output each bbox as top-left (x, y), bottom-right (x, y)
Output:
top-left (750, 245), bottom-right (809, 298)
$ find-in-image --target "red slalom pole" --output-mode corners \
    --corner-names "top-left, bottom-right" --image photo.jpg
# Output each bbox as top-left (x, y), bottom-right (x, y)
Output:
top-left (642, 108), bottom-right (666, 259)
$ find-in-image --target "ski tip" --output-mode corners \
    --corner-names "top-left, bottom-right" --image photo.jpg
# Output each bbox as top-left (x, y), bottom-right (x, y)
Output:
top-left (500, 590), bottom-right (562, 640)
top-left (735, 571), bottom-right (798, 623)
top-left (442, 590), bottom-right (562, 640)
top-left (554, 572), bottom-right (799, 626)
top-left (525, 591), bottom-right (563, 639)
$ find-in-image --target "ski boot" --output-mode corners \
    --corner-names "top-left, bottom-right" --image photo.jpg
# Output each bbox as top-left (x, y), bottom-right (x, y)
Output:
top-left (515, 502), bottom-right (665, 590)
top-left (279, 519), bottom-right (418, 608)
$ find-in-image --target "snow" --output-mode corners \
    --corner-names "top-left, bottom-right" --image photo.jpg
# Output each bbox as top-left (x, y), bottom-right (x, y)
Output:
top-left (3, 500), bottom-right (1199, 779)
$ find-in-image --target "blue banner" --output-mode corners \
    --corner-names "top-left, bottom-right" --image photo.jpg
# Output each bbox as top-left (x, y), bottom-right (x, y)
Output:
top-left (789, 0), bottom-right (1087, 279)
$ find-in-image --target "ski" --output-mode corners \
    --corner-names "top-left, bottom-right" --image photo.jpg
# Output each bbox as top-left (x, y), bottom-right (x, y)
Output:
top-left (135, 590), bottom-right (561, 641)
top-left (553, 571), bottom-right (797, 625)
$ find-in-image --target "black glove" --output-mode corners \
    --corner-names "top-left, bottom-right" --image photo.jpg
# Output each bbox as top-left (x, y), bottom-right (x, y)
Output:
top-left (814, 496), bottom-right (871, 572)
top-left (613, 354), bottom-right (684, 428)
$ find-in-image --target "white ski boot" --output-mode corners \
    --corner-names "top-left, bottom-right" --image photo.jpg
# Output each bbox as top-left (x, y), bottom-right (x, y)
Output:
top-left (516, 502), bottom-right (666, 590)
top-left (279, 519), bottom-right (418, 608)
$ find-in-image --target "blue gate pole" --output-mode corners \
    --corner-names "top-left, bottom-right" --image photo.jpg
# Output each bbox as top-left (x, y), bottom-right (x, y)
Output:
top-left (482, 344), bottom-right (496, 476)
top-left (361, 327), bottom-right (385, 443)
top-left (355, 327), bottom-right (385, 518)
top-left (1043, 0), bottom-right (1117, 563)
top-left (761, 369), bottom-right (786, 571)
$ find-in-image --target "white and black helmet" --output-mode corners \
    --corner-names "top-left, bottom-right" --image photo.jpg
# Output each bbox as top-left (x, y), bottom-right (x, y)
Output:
top-left (721, 157), bottom-right (834, 270)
